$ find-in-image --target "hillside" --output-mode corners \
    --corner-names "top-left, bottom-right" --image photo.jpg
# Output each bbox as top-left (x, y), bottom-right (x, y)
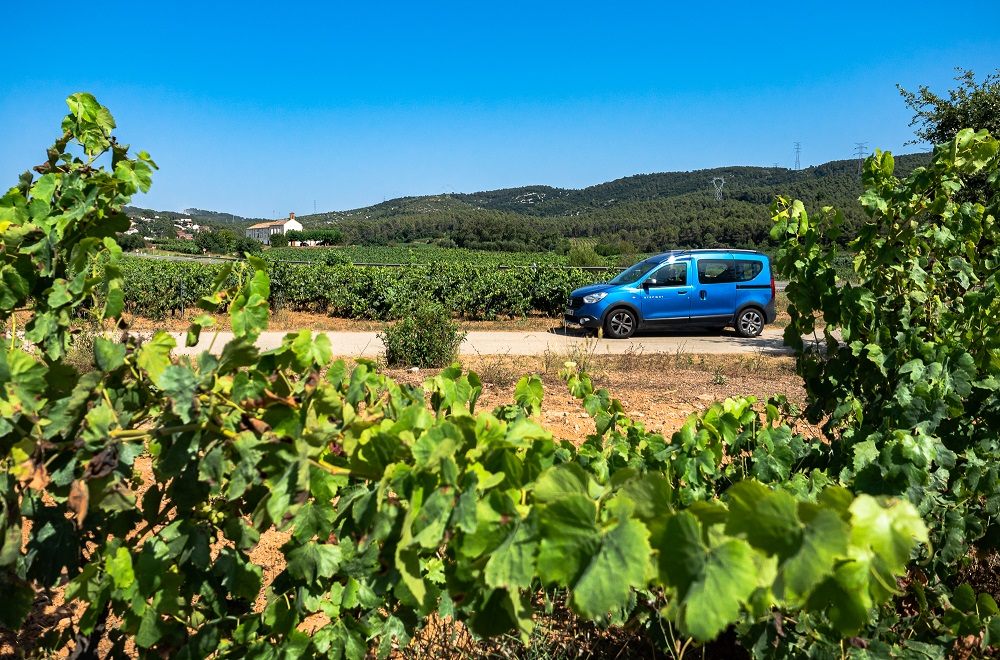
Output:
top-left (129, 152), bottom-right (931, 252)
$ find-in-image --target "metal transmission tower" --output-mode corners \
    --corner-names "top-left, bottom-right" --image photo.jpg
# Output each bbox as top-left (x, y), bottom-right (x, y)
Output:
top-left (793, 142), bottom-right (801, 170)
top-left (853, 142), bottom-right (869, 180)
top-left (711, 177), bottom-right (725, 202)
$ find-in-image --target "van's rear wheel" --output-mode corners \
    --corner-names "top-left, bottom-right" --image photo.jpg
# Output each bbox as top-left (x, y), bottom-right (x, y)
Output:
top-left (604, 308), bottom-right (637, 339)
top-left (735, 308), bottom-right (765, 338)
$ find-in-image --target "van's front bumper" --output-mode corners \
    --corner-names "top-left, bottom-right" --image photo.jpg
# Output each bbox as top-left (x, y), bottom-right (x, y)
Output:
top-left (563, 303), bottom-right (604, 329)
top-left (563, 313), bottom-right (602, 329)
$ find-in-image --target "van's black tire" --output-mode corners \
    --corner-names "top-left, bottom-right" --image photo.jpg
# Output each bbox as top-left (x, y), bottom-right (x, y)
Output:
top-left (735, 307), bottom-right (765, 338)
top-left (604, 308), bottom-right (637, 339)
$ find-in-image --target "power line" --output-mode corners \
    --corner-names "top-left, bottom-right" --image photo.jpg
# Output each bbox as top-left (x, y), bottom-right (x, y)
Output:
top-left (793, 142), bottom-right (801, 170)
top-left (853, 142), bottom-right (869, 178)
top-left (711, 176), bottom-right (725, 202)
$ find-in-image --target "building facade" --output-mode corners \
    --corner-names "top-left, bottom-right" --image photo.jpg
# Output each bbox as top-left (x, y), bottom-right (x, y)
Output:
top-left (245, 212), bottom-right (303, 244)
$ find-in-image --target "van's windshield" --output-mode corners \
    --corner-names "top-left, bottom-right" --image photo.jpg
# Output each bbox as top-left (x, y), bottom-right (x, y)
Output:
top-left (608, 259), bottom-right (659, 285)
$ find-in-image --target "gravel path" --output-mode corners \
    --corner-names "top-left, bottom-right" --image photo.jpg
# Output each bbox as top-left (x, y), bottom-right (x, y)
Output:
top-left (169, 328), bottom-right (797, 357)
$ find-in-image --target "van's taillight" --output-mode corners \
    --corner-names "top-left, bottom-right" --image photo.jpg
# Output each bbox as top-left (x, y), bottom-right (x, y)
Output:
top-left (770, 271), bottom-right (776, 299)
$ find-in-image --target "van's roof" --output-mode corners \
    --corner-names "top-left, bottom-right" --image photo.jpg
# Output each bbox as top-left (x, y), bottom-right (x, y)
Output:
top-left (649, 248), bottom-right (767, 262)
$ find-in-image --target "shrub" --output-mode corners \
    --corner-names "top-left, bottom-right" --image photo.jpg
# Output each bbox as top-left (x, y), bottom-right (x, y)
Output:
top-left (269, 232), bottom-right (289, 248)
top-left (379, 302), bottom-right (466, 367)
top-left (322, 250), bottom-right (351, 266)
top-left (567, 243), bottom-right (605, 267)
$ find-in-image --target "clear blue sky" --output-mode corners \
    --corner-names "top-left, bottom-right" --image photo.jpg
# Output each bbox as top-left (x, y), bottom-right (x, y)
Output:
top-left (2, 1), bottom-right (998, 218)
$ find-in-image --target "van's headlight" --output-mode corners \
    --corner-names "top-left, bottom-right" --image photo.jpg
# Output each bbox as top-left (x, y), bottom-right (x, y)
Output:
top-left (583, 292), bottom-right (608, 304)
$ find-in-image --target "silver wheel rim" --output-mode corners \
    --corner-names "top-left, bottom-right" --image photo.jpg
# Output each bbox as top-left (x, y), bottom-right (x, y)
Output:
top-left (609, 311), bottom-right (634, 336)
top-left (739, 310), bottom-right (763, 336)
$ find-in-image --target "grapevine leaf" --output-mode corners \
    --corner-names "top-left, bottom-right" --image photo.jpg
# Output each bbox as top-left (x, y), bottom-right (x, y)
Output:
top-left (779, 509), bottom-right (849, 602)
top-left (849, 495), bottom-right (928, 572)
top-left (659, 511), bottom-right (759, 641)
top-left (485, 516), bottom-right (538, 590)
top-left (570, 517), bottom-right (650, 619)
top-left (411, 487), bottom-right (454, 549)
top-left (285, 542), bottom-right (342, 584)
top-left (725, 480), bottom-right (801, 558)
top-left (681, 539), bottom-right (758, 641)
top-left (536, 494), bottom-right (599, 586)
top-left (136, 331), bottom-right (175, 386)
top-left (0, 573), bottom-right (34, 629)
top-left (159, 365), bottom-right (198, 423)
top-left (93, 337), bottom-right (126, 372)
top-left (531, 463), bottom-right (590, 502)
top-left (136, 607), bottom-right (170, 648)
top-left (105, 546), bottom-right (135, 590)
top-left (290, 501), bottom-right (336, 543)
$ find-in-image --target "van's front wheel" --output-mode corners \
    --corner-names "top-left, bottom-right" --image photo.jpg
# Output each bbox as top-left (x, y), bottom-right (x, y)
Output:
top-left (735, 307), bottom-right (765, 338)
top-left (604, 308), bottom-right (637, 339)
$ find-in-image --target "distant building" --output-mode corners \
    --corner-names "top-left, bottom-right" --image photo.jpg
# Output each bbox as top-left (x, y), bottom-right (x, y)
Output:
top-left (245, 213), bottom-right (303, 244)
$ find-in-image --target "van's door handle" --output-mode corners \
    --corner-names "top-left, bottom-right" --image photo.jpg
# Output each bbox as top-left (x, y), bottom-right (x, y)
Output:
top-left (678, 290), bottom-right (687, 295)
top-left (699, 290), bottom-right (707, 300)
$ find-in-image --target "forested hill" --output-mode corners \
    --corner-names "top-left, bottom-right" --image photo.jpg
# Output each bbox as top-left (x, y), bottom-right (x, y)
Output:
top-left (124, 207), bottom-right (266, 225)
top-left (127, 152), bottom-right (930, 253)
top-left (294, 152), bottom-right (930, 253)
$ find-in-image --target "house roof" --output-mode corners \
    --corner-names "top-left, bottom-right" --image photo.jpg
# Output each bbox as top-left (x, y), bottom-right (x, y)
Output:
top-left (247, 220), bottom-right (288, 229)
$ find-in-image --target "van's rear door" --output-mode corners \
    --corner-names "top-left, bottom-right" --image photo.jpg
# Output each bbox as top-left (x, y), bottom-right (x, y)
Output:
top-left (692, 256), bottom-right (737, 323)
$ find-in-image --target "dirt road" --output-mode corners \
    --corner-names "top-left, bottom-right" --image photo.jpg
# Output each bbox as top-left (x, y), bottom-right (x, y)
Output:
top-left (170, 327), bottom-right (797, 357)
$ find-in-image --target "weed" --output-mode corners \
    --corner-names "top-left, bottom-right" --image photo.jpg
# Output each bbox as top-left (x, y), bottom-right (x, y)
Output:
top-left (470, 349), bottom-right (519, 387)
top-left (379, 301), bottom-right (466, 368)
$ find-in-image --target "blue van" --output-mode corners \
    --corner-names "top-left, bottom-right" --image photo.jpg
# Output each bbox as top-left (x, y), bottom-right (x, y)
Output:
top-left (564, 249), bottom-right (776, 339)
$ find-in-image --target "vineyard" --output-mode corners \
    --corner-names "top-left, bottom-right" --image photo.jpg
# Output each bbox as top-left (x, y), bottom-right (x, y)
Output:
top-left (2, 95), bottom-right (1000, 659)
top-left (118, 257), bottom-right (603, 320)
top-left (264, 245), bottom-right (581, 266)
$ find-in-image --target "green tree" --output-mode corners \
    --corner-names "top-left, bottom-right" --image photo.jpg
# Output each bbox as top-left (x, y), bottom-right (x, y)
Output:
top-left (899, 68), bottom-right (1000, 145)
top-left (899, 68), bottom-right (1000, 208)
top-left (116, 233), bottom-right (146, 252)
top-left (269, 232), bottom-right (289, 248)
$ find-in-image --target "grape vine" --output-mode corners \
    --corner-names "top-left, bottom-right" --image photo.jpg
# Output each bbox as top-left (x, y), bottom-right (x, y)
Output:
top-left (1, 94), bottom-right (994, 659)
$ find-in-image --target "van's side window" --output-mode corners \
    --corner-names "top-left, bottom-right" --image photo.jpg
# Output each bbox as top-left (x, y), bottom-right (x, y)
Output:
top-left (733, 260), bottom-right (764, 282)
top-left (648, 262), bottom-right (687, 286)
top-left (697, 259), bottom-right (736, 284)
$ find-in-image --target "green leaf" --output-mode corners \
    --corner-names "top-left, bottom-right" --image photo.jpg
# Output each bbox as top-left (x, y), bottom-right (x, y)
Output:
top-left (513, 375), bottom-right (544, 416)
top-left (681, 539), bottom-right (758, 641)
top-left (570, 517), bottom-right (650, 619)
top-left (779, 509), bottom-right (849, 602)
top-left (485, 516), bottom-right (538, 590)
top-left (725, 480), bottom-right (801, 558)
top-left (410, 487), bottom-right (454, 549)
top-left (536, 494), bottom-right (600, 586)
top-left (136, 331), bottom-right (175, 386)
top-left (532, 464), bottom-right (591, 502)
top-left (0, 573), bottom-right (34, 629)
top-left (659, 511), bottom-right (759, 641)
top-left (105, 546), bottom-right (135, 590)
top-left (849, 495), bottom-right (928, 572)
top-left (159, 365), bottom-right (198, 423)
top-left (93, 337), bottom-right (126, 371)
top-left (285, 542), bottom-right (342, 584)
top-left (136, 607), bottom-right (169, 648)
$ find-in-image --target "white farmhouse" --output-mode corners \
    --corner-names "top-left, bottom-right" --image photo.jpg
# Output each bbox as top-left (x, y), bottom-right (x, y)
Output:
top-left (245, 212), bottom-right (303, 244)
